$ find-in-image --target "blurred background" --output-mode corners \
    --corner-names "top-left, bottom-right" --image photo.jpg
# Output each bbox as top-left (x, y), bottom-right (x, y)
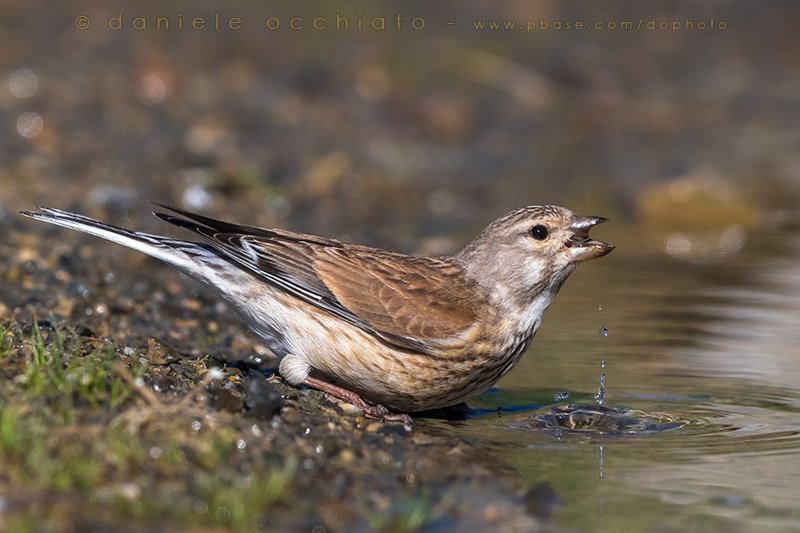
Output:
top-left (2, 0), bottom-right (798, 254)
top-left (2, 1), bottom-right (800, 531)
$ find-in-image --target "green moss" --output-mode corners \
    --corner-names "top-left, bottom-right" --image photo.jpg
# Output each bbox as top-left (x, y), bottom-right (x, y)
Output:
top-left (0, 322), bottom-right (12, 357)
top-left (0, 320), bottom-right (296, 531)
top-left (362, 487), bottom-right (450, 532)
top-left (18, 321), bottom-right (136, 422)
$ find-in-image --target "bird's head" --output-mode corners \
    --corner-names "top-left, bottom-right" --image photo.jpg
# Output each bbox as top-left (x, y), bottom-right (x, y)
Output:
top-left (455, 205), bottom-right (614, 308)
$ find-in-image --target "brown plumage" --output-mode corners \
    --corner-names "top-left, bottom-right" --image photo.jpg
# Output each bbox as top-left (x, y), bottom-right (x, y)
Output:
top-left (21, 203), bottom-right (614, 422)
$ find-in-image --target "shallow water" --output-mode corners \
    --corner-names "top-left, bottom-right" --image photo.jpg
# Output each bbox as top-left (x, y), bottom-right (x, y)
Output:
top-left (440, 228), bottom-right (800, 532)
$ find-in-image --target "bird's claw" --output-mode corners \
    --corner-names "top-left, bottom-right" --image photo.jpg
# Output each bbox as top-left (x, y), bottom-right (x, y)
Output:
top-left (362, 404), bottom-right (415, 426)
top-left (322, 391), bottom-right (414, 426)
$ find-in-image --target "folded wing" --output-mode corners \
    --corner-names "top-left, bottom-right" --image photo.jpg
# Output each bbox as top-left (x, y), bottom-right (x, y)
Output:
top-left (153, 204), bottom-right (479, 353)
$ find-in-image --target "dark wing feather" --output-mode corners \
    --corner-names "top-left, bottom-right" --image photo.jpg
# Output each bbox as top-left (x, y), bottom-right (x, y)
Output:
top-left (153, 205), bottom-right (478, 352)
top-left (154, 209), bottom-right (376, 334)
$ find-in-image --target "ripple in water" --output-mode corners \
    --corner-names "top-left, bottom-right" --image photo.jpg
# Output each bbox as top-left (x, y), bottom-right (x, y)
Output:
top-left (511, 404), bottom-right (687, 435)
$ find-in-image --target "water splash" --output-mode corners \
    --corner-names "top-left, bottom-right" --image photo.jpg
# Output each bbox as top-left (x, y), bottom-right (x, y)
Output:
top-left (595, 360), bottom-right (607, 405)
top-left (553, 391), bottom-right (570, 402)
top-left (513, 404), bottom-right (687, 434)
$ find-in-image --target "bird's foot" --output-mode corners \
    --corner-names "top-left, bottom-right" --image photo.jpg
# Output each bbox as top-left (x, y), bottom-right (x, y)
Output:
top-left (303, 376), bottom-right (414, 426)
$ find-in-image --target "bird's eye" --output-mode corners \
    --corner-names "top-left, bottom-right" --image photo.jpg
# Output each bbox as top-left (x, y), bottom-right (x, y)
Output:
top-left (529, 224), bottom-right (549, 241)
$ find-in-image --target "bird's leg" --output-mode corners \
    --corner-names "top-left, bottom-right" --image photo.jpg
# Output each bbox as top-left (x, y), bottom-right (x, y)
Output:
top-left (302, 376), bottom-right (414, 425)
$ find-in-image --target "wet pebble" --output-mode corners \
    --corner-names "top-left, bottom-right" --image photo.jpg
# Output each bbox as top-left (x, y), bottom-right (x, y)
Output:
top-left (210, 388), bottom-right (244, 413)
top-left (244, 373), bottom-right (284, 420)
top-left (145, 337), bottom-right (181, 365)
top-left (73, 325), bottom-right (95, 337)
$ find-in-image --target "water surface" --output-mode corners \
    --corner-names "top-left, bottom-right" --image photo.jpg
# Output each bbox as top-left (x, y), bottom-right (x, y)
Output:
top-left (442, 227), bottom-right (800, 532)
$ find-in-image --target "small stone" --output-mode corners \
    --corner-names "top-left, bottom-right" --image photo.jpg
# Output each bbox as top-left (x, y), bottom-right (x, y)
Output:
top-left (145, 337), bottom-right (181, 365)
top-left (209, 388), bottom-right (244, 412)
top-left (73, 325), bottom-right (95, 337)
top-left (244, 372), bottom-right (283, 420)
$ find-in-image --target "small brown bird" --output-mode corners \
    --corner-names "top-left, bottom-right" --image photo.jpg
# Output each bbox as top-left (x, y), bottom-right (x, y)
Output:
top-left (22, 204), bottom-right (613, 422)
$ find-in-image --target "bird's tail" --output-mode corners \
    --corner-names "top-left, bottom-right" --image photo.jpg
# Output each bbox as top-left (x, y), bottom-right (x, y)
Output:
top-left (20, 206), bottom-right (214, 273)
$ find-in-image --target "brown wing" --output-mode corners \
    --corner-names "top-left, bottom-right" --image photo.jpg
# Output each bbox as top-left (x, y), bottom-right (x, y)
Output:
top-left (312, 247), bottom-right (480, 344)
top-left (152, 204), bottom-right (480, 352)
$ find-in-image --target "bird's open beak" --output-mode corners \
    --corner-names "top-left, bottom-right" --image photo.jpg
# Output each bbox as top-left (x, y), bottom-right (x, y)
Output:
top-left (566, 216), bottom-right (615, 262)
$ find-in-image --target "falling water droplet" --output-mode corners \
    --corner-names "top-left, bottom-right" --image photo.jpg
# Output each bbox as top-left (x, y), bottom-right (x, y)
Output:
top-left (599, 326), bottom-right (608, 337)
top-left (595, 373), bottom-right (606, 405)
top-left (553, 391), bottom-right (570, 402)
